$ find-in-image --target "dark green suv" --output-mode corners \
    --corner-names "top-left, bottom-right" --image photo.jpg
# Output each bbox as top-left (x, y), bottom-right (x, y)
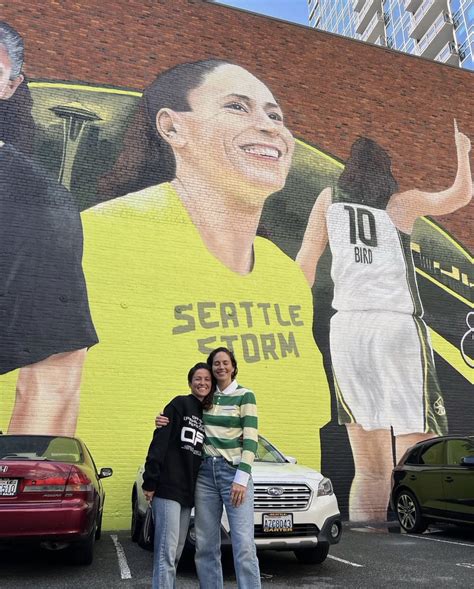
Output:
top-left (390, 436), bottom-right (474, 533)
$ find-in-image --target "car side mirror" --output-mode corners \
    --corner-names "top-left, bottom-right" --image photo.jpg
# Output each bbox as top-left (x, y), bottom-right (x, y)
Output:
top-left (99, 467), bottom-right (113, 479)
top-left (285, 456), bottom-right (297, 464)
top-left (460, 456), bottom-right (474, 468)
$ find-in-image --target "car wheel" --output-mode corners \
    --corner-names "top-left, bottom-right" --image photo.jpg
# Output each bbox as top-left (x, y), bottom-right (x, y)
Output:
top-left (131, 495), bottom-right (144, 543)
top-left (68, 528), bottom-right (95, 566)
top-left (396, 490), bottom-right (428, 533)
top-left (294, 543), bottom-right (329, 564)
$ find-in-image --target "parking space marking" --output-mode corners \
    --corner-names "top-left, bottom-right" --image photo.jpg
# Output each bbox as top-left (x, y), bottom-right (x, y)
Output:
top-left (327, 554), bottom-right (364, 567)
top-left (111, 534), bottom-right (132, 580)
top-left (411, 535), bottom-right (474, 549)
top-left (456, 563), bottom-right (474, 569)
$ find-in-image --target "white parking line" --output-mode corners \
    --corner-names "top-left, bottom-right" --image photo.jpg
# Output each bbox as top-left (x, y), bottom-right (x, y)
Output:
top-left (111, 534), bottom-right (132, 580)
top-left (411, 535), bottom-right (474, 549)
top-left (457, 563), bottom-right (474, 569)
top-left (327, 554), bottom-right (364, 567)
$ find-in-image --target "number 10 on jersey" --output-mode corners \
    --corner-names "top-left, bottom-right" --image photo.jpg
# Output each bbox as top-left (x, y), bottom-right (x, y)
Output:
top-left (344, 205), bottom-right (377, 264)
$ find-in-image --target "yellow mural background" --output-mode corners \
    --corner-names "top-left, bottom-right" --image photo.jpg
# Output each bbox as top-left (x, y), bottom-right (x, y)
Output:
top-left (1, 83), bottom-right (471, 530)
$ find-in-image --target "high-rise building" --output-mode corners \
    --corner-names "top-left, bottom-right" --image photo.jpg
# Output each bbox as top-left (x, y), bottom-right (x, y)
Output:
top-left (308, 0), bottom-right (473, 71)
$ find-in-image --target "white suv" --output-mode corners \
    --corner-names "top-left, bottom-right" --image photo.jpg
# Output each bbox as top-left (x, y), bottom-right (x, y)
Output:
top-left (131, 436), bottom-right (342, 564)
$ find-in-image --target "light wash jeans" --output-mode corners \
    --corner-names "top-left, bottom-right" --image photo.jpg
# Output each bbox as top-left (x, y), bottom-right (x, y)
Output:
top-left (194, 456), bottom-right (261, 589)
top-left (152, 496), bottom-right (191, 589)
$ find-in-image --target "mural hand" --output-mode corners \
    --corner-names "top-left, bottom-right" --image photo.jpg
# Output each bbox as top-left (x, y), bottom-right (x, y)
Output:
top-left (454, 119), bottom-right (471, 154)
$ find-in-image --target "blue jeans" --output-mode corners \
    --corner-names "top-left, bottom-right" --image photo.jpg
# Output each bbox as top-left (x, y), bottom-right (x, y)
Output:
top-left (152, 497), bottom-right (191, 589)
top-left (194, 456), bottom-right (261, 589)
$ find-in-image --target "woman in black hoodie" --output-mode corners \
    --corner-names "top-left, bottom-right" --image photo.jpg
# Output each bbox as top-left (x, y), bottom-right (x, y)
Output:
top-left (142, 362), bottom-right (214, 589)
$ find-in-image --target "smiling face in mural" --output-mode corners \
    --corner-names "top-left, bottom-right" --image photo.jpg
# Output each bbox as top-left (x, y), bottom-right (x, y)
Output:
top-left (175, 64), bottom-right (295, 202)
top-left (0, 43), bottom-right (23, 100)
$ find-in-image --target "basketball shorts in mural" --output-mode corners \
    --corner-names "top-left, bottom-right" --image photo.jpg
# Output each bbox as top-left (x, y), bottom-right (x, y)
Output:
top-left (330, 310), bottom-right (448, 436)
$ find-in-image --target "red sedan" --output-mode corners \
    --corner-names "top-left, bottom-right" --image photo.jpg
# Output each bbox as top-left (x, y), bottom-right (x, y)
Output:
top-left (0, 435), bottom-right (112, 565)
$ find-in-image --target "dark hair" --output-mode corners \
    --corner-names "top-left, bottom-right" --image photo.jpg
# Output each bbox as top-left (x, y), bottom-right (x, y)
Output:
top-left (0, 22), bottom-right (24, 79)
top-left (97, 59), bottom-right (232, 201)
top-left (188, 362), bottom-right (215, 410)
top-left (337, 137), bottom-right (398, 209)
top-left (207, 347), bottom-right (238, 381)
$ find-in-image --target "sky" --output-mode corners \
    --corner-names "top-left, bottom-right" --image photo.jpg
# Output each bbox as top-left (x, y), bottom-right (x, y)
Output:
top-left (212, 0), bottom-right (309, 26)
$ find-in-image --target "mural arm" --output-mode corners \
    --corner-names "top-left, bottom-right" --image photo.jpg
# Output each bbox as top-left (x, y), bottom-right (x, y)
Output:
top-left (7, 349), bottom-right (87, 436)
top-left (296, 186), bottom-right (331, 288)
top-left (389, 121), bottom-right (472, 228)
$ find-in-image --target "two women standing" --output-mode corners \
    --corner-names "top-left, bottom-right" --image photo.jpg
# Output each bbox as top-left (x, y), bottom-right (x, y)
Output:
top-left (144, 347), bottom-right (261, 589)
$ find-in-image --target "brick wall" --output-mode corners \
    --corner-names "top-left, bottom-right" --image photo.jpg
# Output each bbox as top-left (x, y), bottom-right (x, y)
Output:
top-left (3, 0), bottom-right (472, 245)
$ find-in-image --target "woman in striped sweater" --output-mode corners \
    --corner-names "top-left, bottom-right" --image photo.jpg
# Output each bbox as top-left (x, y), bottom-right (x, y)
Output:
top-left (196, 346), bottom-right (260, 589)
top-left (157, 346), bottom-right (260, 589)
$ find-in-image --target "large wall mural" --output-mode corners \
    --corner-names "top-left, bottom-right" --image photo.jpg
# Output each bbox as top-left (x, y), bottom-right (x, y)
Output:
top-left (0, 18), bottom-right (472, 528)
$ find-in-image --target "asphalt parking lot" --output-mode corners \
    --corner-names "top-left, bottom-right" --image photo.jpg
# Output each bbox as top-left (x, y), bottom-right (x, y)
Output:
top-left (1, 523), bottom-right (473, 588)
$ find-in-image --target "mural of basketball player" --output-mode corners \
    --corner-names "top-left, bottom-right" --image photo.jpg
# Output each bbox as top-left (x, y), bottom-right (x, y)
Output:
top-left (297, 121), bottom-right (472, 521)
top-left (0, 21), bottom-right (97, 435)
top-left (81, 59), bottom-right (331, 465)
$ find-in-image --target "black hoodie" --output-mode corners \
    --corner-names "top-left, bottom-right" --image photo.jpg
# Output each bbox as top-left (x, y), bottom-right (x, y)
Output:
top-left (142, 394), bottom-right (204, 507)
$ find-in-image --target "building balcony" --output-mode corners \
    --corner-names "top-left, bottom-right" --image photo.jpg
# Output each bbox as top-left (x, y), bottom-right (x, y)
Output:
top-left (356, 0), bottom-right (380, 34)
top-left (353, 0), bottom-right (366, 12)
top-left (415, 12), bottom-right (454, 59)
top-left (435, 41), bottom-right (460, 66)
top-left (409, 0), bottom-right (445, 40)
top-left (361, 11), bottom-right (385, 43)
top-left (405, 0), bottom-right (423, 12)
top-left (457, 38), bottom-right (470, 62)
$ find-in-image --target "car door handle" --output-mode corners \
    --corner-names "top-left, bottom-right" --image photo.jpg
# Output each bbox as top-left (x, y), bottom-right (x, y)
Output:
top-left (409, 475), bottom-right (417, 480)
top-left (445, 477), bottom-right (454, 483)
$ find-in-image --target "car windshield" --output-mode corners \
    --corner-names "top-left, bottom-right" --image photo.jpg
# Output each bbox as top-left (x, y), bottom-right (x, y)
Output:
top-left (254, 436), bottom-right (287, 463)
top-left (0, 435), bottom-right (82, 463)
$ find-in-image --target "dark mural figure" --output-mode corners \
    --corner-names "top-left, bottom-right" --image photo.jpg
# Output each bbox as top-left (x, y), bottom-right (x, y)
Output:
top-left (297, 125), bottom-right (472, 521)
top-left (0, 22), bottom-right (97, 436)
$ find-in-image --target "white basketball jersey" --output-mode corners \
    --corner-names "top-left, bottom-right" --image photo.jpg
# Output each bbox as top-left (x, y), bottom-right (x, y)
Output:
top-left (327, 202), bottom-right (423, 315)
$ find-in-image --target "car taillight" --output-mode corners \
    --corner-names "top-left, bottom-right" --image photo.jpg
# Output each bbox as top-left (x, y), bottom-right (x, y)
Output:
top-left (23, 475), bottom-right (68, 493)
top-left (64, 466), bottom-right (93, 499)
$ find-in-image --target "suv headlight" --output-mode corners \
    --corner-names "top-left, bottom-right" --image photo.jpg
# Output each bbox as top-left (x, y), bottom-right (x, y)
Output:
top-left (317, 477), bottom-right (333, 497)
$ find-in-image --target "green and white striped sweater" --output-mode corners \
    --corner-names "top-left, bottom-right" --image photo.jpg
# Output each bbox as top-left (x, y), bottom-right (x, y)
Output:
top-left (203, 381), bottom-right (258, 486)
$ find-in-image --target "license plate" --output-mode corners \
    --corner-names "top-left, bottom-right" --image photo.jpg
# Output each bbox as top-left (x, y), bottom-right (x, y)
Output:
top-left (263, 513), bottom-right (293, 533)
top-left (0, 478), bottom-right (18, 496)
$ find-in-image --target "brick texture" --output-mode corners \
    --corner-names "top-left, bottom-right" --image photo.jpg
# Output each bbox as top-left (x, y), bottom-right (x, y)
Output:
top-left (3, 0), bottom-right (472, 246)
